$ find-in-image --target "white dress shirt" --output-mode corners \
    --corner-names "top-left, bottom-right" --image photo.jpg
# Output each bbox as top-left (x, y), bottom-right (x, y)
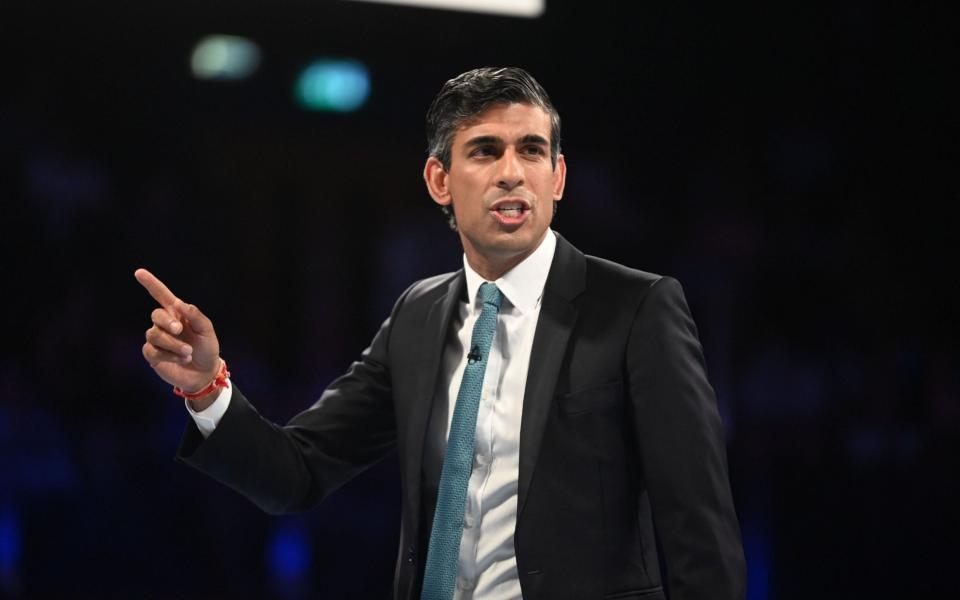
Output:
top-left (189, 230), bottom-right (557, 600)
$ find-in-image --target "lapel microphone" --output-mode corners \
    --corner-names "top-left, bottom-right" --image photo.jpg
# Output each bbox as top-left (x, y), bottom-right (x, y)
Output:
top-left (467, 344), bottom-right (482, 364)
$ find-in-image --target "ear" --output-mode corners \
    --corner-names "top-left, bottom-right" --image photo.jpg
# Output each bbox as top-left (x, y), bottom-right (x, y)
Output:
top-left (424, 156), bottom-right (452, 206)
top-left (552, 153), bottom-right (567, 201)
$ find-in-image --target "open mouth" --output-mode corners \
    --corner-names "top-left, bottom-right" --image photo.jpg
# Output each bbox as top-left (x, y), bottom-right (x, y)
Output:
top-left (495, 205), bottom-right (527, 217)
top-left (490, 198), bottom-right (531, 218)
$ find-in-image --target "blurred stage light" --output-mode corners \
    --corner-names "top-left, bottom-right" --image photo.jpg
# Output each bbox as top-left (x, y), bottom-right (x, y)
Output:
top-left (191, 35), bottom-right (261, 80)
top-left (294, 59), bottom-right (371, 112)
top-left (0, 507), bottom-right (21, 594)
top-left (343, 0), bottom-right (544, 18)
top-left (266, 525), bottom-right (312, 585)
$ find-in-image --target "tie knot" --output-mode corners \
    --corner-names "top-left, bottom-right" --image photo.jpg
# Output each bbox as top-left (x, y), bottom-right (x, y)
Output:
top-left (477, 282), bottom-right (503, 310)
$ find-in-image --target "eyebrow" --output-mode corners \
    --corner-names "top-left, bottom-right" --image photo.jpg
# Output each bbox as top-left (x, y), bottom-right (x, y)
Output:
top-left (517, 134), bottom-right (549, 147)
top-left (463, 134), bottom-right (550, 148)
top-left (464, 135), bottom-right (503, 148)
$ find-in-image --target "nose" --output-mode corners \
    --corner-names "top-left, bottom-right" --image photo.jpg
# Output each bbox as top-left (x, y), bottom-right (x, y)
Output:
top-left (496, 148), bottom-right (524, 191)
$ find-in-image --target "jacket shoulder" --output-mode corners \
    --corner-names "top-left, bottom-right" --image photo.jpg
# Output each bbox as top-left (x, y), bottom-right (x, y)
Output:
top-left (402, 270), bottom-right (461, 306)
top-left (383, 270), bottom-right (462, 326)
top-left (584, 254), bottom-right (668, 293)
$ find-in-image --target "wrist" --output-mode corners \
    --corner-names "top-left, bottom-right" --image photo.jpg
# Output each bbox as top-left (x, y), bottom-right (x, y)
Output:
top-left (174, 358), bottom-right (230, 401)
top-left (187, 388), bottom-right (221, 412)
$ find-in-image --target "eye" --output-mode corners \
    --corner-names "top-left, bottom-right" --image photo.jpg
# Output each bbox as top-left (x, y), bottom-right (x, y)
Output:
top-left (470, 146), bottom-right (495, 157)
top-left (522, 145), bottom-right (546, 156)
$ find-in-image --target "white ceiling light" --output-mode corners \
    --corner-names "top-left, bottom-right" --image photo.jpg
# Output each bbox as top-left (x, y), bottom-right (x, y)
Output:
top-left (342, 0), bottom-right (544, 18)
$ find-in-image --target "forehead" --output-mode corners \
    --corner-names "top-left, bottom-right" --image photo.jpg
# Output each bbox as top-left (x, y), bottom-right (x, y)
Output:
top-left (453, 102), bottom-right (552, 144)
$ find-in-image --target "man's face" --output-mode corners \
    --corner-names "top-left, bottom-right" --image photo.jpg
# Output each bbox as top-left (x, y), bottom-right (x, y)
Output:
top-left (424, 102), bottom-right (566, 275)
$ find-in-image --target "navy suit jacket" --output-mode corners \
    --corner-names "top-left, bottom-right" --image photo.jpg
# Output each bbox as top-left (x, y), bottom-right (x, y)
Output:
top-left (178, 234), bottom-right (746, 599)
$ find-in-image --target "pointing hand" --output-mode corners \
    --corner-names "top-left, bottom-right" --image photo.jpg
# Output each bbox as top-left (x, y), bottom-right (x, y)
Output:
top-left (135, 268), bottom-right (222, 407)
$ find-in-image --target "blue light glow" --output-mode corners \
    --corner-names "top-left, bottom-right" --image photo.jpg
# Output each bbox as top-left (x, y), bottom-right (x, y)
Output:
top-left (0, 506), bottom-right (21, 594)
top-left (294, 59), bottom-right (371, 113)
top-left (744, 520), bottom-right (771, 600)
top-left (266, 525), bottom-right (312, 585)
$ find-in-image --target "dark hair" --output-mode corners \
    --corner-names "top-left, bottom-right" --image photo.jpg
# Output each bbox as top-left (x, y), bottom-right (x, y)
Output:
top-left (426, 67), bottom-right (562, 230)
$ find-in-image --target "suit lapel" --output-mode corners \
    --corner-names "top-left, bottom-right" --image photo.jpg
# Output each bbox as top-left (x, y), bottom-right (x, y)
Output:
top-left (517, 235), bottom-right (586, 518)
top-left (405, 271), bottom-right (464, 535)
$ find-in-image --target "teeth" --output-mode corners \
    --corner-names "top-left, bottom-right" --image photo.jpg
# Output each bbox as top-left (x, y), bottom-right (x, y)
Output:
top-left (498, 208), bottom-right (522, 216)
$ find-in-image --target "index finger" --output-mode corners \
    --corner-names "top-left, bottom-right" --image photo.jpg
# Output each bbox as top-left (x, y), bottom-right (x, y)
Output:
top-left (134, 268), bottom-right (179, 309)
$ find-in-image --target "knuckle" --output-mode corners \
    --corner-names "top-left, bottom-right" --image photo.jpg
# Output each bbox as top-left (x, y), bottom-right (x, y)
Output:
top-left (146, 327), bottom-right (161, 344)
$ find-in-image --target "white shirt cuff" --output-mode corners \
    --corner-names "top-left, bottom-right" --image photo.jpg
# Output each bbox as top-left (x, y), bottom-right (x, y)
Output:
top-left (185, 379), bottom-right (232, 438)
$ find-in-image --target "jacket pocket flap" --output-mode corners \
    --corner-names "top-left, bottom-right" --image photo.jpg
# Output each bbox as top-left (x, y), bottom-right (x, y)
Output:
top-left (558, 380), bottom-right (623, 416)
top-left (604, 586), bottom-right (664, 599)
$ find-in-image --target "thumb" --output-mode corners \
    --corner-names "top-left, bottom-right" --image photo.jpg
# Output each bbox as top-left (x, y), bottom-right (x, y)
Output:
top-left (175, 299), bottom-right (214, 335)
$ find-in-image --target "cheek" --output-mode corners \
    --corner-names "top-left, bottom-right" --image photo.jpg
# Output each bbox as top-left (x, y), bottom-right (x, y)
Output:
top-left (450, 184), bottom-right (486, 208)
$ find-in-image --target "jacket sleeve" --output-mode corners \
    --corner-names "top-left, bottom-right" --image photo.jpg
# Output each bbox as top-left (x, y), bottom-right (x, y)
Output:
top-left (626, 276), bottom-right (746, 600)
top-left (176, 286), bottom-right (410, 515)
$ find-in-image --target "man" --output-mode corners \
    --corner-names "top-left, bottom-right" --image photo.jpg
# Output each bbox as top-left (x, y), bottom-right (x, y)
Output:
top-left (137, 67), bottom-right (746, 599)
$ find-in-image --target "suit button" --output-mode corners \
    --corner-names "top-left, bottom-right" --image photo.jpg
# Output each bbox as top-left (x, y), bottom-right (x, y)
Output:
top-left (457, 575), bottom-right (477, 590)
top-left (407, 556), bottom-right (414, 564)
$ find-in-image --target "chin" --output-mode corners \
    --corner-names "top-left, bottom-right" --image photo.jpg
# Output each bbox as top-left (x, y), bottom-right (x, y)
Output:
top-left (489, 233), bottom-right (541, 256)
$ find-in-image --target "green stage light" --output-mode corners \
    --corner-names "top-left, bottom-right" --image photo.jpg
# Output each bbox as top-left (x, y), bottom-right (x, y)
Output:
top-left (294, 60), bottom-right (371, 113)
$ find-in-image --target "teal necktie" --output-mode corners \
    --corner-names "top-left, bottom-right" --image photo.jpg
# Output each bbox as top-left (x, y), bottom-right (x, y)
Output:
top-left (421, 282), bottom-right (503, 600)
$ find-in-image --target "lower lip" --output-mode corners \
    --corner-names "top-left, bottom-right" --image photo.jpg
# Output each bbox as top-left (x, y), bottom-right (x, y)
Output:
top-left (490, 208), bottom-right (529, 226)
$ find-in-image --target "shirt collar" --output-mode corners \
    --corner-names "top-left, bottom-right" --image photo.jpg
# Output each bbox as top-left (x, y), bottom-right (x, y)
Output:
top-left (463, 229), bottom-right (557, 314)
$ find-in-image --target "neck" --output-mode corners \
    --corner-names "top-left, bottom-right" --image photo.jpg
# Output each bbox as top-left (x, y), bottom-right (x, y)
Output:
top-left (462, 231), bottom-right (548, 281)
top-left (465, 253), bottom-right (526, 282)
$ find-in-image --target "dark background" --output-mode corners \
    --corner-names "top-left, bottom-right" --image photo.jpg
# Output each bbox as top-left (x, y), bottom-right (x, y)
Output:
top-left (2, 1), bottom-right (958, 598)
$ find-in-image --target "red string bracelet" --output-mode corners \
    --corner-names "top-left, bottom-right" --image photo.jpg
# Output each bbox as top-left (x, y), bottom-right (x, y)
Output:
top-left (173, 359), bottom-right (230, 400)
